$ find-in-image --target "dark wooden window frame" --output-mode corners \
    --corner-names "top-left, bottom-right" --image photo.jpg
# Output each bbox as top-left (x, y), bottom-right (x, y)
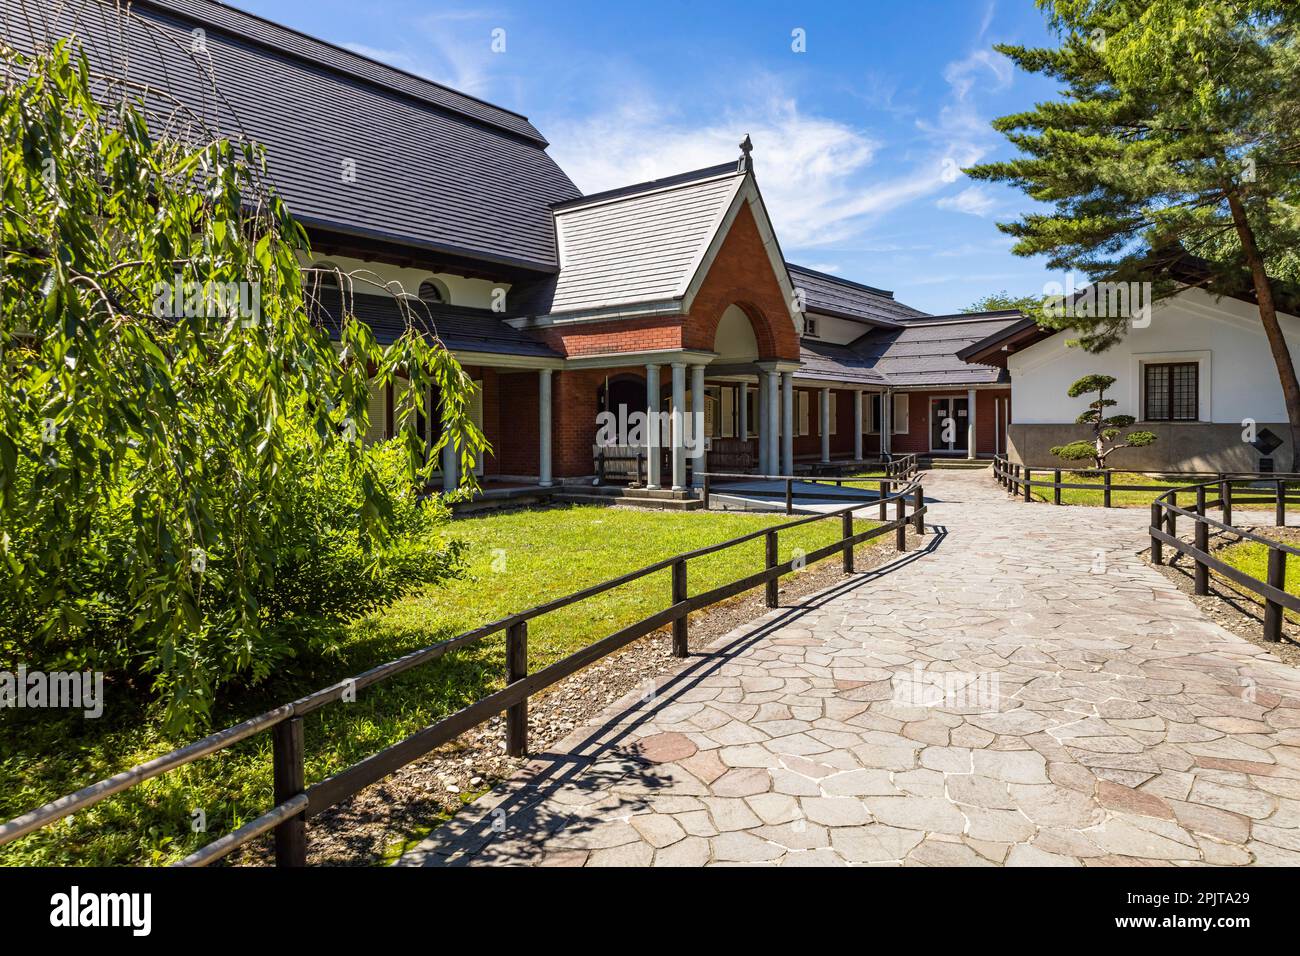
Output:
top-left (1142, 361), bottom-right (1199, 422)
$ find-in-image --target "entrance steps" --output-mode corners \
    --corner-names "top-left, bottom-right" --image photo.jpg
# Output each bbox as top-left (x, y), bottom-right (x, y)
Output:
top-left (920, 457), bottom-right (992, 470)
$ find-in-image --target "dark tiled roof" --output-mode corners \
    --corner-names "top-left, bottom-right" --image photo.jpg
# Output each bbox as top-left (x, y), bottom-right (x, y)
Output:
top-left (787, 264), bottom-right (929, 327)
top-left (6, 0), bottom-right (580, 271)
top-left (795, 341), bottom-right (888, 386)
top-left (312, 288), bottom-right (558, 359)
top-left (852, 313), bottom-right (1022, 387)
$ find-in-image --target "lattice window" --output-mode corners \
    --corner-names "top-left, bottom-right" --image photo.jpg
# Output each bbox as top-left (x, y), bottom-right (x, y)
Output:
top-left (1143, 362), bottom-right (1198, 421)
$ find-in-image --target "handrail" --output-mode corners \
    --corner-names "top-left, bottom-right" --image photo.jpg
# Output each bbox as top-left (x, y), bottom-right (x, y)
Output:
top-left (700, 455), bottom-right (918, 515)
top-left (1147, 474), bottom-right (1300, 644)
top-left (0, 475), bottom-right (928, 866)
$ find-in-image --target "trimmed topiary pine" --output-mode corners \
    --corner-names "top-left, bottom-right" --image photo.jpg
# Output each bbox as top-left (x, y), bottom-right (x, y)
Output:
top-left (1050, 374), bottom-right (1157, 470)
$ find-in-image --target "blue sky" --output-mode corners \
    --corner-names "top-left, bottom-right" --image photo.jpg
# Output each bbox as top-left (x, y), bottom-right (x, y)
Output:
top-left (244, 0), bottom-right (1063, 314)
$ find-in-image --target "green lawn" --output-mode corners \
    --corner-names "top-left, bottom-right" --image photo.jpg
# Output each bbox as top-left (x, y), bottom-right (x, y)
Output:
top-left (1210, 535), bottom-right (1300, 617)
top-left (1, 504), bottom-right (872, 866)
top-left (1021, 470), bottom-right (1182, 507)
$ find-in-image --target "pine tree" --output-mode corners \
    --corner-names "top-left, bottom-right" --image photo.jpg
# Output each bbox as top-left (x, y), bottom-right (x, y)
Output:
top-left (1050, 375), bottom-right (1157, 468)
top-left (967, 1), bottom-right (1300, 463)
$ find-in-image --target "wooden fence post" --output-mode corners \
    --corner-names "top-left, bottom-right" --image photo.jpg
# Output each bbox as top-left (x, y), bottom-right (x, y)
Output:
top-left (505, 621), bottom-right (528, 756)
top-left (1264, 547), bottom-right (1286, 643)
top-left (913, 486), bottom-right (924, 535)
top-left (1221, 476), bottom-right (1232, 525)
top-left (765, 530), bottom-right (778, 609)
top-left (1194, 511), bottom-right (1209, 596)
top-left (785, 479), bottom-right (793, 516)
top-left (1023, 468), bottom-right (1032, 502)
top-left (842, 511), bottom-right (854, 574)
top-left (272, 716), bottom-right (307, 867)
top-left (1277, 478), bottom-right (1286, 528)
top-left (1103, 470), bottom-right (1112, 508)
top-left (1054, 469), bottom-right (1061, 505)
top-left (1150, 501), bottom-right (1163, 565)
top-left (1166, 491), bottom-right (1177, 539)
top-left (671, 559), bottom-right (688, 658)
top-left (879, 480), bottom-right (888, 520)
top-left (702, 473), bottom-right (710, 510)
top-left (895, 497), bottom-right (906, 551)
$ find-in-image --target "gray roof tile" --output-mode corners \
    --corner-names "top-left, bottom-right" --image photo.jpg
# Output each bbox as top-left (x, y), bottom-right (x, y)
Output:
top-left (787, 264), bottom-right (929, 327)
top-left (312, 288), bottom-right (559, 359)
top-left (7, 0), bottom-right (580, 271)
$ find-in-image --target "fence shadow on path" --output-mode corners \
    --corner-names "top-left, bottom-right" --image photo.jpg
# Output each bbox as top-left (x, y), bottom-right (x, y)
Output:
top-left (402, 525), bottom-right (949, 865)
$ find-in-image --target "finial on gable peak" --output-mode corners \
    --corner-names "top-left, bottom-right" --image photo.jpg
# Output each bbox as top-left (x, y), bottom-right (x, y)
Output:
top-left (738, 134), bottom-right (753, 173)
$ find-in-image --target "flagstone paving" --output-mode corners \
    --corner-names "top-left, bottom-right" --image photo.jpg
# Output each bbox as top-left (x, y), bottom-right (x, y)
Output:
top-left (400, 469), bottom-right (1300, 867)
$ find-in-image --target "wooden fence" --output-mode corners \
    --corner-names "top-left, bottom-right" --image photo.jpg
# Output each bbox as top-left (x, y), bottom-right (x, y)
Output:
top-left (0, 475), bottom-right (927, 867)
top-left (1149, 475), bottom-right (1300, 644)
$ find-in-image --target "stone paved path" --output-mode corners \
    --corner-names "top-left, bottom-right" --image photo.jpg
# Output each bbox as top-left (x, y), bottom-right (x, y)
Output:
top-left (401, 469), bottom-right (1300, 866)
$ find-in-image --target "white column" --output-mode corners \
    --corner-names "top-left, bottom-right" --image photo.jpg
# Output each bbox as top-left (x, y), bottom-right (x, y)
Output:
top-left (757, 376), bottom-right (770, 474)
top-left (781, 372), bottom-right (794, 476)
top-left (881, 391), bottom-right (892, 457)
top-left (820, 387), bottom-right (832, 463)
top-left (766, 371), bottom-right (780, 475)
top-left (967, 387), bottom-right (977, 459)
top-left (538, 369), bottom-right (553, 486)
top-left (441, 434), bottom-right (458, 492)
top-left (671, 362), bottom-right (687, 491)
top-left (645, 364), bottom-right (661, 489)
top-left (738, 381), bottom-right (749, 461)
top-left (853, 391), bottom-right (863, 461)
top-left (690, 364), bottom-right (706, 488)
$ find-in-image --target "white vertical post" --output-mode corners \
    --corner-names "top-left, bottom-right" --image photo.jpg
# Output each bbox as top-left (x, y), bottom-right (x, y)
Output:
top-left (781, 371), bottom-right (794, 476)
top-left (967, 387), bottom-right (977, 459)
top-left (820, 387), bottom-right (831, 463)
top-left (739, 380), bottom-right (749, 470)
top-left (645, 364), bottom-right (661, 489)
top-left (767, 370), bottom-right (781, 475)
top-left (993, 394), bottom-right (1000, 456)
top-left (538, 369), bottom-right (553, 486)
top-left (853, 390), bottom-right (863, 461)
top-left (671, 362), bottom-right (687, 491)
top-left (441, 434), bottom-right (458, 492)
top-left (690, 364), bottom-right (706, 488)
top-left (882, 391), bottom-right (892, 457)
top-left (757, 376), bottom-right (769, 474)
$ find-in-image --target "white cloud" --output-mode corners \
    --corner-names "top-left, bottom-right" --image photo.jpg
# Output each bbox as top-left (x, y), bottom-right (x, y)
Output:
top-left (937, 186), bottom-right (997, 217)
top-left (546, 88), bottom-right (988, 250)
top-left (942, 49), bottom-right (1013, 102)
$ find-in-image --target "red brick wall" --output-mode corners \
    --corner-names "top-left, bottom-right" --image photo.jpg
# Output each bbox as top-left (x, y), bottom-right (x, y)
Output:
top-left (464, 365), bottom-right (502, 476)
top-left (495, 370), bottom-right (540, 476)
top-left (684, 203), bottom-right (801, 361)
top-left (537, 316), bottom-right (682, 358)
top-left (552, 366), bottom-right (650, 478)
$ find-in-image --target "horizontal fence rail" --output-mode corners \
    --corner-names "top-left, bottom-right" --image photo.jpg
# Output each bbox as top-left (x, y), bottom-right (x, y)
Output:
top-left (1147, 474), bottom-right (1300, 645)
top-left (700, 454), bottom-right (919, 516)
top-left (0, 476), bottom-right (928, 867)
top-left (991, 454), bottom-right (1203, 507)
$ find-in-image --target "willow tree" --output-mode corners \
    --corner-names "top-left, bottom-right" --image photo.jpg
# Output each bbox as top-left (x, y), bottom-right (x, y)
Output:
top-left (0, 37), bottom-right (484, 729)
top-left (967, 0), bottom-right (1300, 463)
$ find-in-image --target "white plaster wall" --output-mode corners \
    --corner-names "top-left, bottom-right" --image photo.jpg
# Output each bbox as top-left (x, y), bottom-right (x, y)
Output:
top-left (806, 311), bottom-right (872, 345)
top-left (295, 251), bottom-right (509, 310)
top-left (1008, 287), bottom-right (1300, 425)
